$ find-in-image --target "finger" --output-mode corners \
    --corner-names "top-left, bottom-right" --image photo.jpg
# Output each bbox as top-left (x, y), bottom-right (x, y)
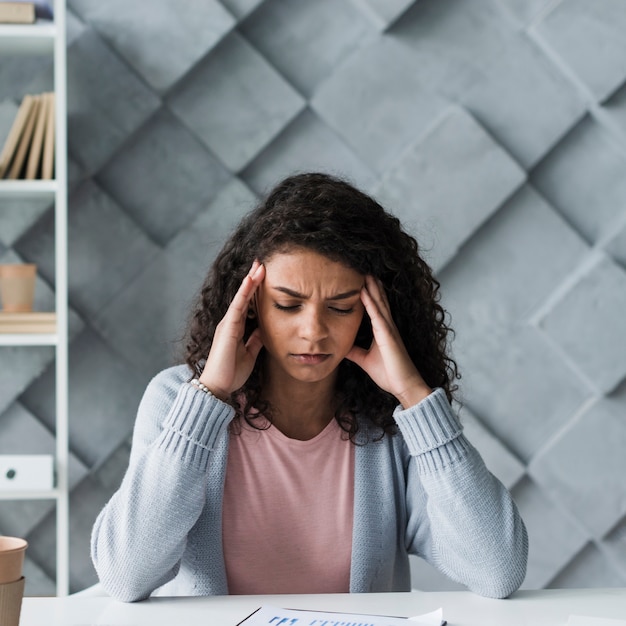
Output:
top-left (365, 275), bottom-right (392, 316)
top-left (360, 283), bottom-right (390, 331)
top-left (245, 328), bottom-right (264, 361)
top-left (226, 262), bottom-right (265, 320)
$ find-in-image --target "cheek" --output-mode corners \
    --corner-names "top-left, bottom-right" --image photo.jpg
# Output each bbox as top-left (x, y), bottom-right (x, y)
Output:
top-left (338, 312), bottom-right (365, 349)
top-left (257, 308), bottom-right (287, 348)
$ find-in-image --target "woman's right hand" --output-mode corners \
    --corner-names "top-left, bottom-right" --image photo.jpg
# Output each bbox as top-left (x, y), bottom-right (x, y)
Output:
top-left (198, 260), bottom-right (265, 401)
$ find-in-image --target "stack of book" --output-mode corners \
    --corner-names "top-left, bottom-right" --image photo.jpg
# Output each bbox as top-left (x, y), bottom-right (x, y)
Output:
top-left (0, 92), bottom-right (55, 180)
top-left (0, 1), bottom-right (53, 24)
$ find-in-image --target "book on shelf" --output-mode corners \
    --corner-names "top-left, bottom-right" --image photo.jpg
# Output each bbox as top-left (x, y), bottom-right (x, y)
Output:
top-left (6, 93), bottom-right (40, 179)
top-left (25, 91), bottom-right (49, 179)
top-left (0, 95), bottom-right (33, 178)
top-left (41, 90), bottom-right (55, 179)
top-left (0, 312), bottom-right (56, 334)
top-left (0, 1), bottom-right (53, 23)
top-left (0, 1), bottom-right (34, 23)
top-left (0, 92), bottom-right (55, 180)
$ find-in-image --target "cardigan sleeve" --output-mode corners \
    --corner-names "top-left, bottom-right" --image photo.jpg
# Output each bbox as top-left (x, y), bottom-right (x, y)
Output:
top-left (90, 368), bottom-right (235, 602)
top-left (394, 388), bottom-right (528, 598)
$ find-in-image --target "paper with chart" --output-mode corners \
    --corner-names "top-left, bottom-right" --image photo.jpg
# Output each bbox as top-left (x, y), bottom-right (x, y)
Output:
top-left (237, 604), bottom-right (445, 625)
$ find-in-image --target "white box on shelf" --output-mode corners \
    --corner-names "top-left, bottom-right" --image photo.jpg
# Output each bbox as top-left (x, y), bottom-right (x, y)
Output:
top-left (0, 455), bottom-right (54, 490)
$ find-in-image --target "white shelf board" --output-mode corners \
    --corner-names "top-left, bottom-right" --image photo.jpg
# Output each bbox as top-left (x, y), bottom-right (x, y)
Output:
top-left (0, 180), bottom-right (58, 199)
top-left (0, 488), bottom-right (60, 500)
top-left (0, 333), bottom-right (58, 346)
top-left (0, 22), bottom-right (56, 54)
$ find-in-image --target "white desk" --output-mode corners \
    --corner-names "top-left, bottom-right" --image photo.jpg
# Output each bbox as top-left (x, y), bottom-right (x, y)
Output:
top-left (20, 588), bottom-right (626, 625)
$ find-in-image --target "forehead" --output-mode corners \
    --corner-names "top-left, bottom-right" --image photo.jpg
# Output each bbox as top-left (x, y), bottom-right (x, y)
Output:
top-left (263, 248), bottom-right (363, 287)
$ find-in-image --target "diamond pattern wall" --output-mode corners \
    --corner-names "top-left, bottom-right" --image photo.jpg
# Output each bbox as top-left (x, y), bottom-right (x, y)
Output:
top-left (2, 0), bottom-right (626, 595)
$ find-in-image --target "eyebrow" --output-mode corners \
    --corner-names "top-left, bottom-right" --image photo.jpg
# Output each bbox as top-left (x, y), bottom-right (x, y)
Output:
top-left (272, 286), bottom-right (362, 301)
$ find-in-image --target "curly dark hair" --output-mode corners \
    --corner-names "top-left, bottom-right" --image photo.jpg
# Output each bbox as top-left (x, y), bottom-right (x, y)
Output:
top-left (184, 172), bottom-right (459, 440)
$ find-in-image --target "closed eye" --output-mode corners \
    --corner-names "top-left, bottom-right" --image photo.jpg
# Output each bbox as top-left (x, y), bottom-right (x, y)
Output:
top-left (273, 303), bottom-right (355, 315)
top-left (273, 303), bottom-right (300, 312)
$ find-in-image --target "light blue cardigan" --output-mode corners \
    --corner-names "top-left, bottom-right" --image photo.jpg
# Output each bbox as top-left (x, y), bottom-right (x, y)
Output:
top-left (91, 365), bottom-right (527, 601)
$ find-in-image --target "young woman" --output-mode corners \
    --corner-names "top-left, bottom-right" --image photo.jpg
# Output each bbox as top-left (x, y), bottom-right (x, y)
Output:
top-left (91, 172), bottom-right (528, 601)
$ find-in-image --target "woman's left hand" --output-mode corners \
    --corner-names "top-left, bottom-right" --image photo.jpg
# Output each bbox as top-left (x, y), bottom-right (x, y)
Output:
top-left (346, 275), bottom-right (432, 409)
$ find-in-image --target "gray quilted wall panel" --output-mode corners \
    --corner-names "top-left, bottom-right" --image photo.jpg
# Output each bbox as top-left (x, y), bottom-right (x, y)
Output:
top-left (1, 0), bottom-right (626, 595)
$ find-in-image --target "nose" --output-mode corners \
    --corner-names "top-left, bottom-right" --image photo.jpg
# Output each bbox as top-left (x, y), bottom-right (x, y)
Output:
top-left (299, 307), bottom-right (328, 343)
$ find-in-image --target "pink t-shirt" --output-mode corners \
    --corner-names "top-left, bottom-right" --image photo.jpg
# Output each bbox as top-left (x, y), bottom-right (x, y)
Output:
top-left (222, 416), bottom-right (355, 595)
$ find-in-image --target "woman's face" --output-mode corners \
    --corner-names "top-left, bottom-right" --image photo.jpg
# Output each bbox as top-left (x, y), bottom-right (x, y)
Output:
top-left (255, 247), bottom-right (365, 387)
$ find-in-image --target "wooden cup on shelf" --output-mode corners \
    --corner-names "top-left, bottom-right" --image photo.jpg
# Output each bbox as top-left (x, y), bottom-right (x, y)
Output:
top-left (0, 536), bottom-right (28, 626)
top-left (0, 264), bottom-right (37, 312)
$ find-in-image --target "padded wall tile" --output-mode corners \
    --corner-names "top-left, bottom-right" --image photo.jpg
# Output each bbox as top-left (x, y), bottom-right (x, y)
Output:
top-left (68, 0), bottom-right (235, 93)
top-left (241, 109), bottom-right (377, 196)
top-left (65, 7), bottom-right (86, 46)
top-left (93, 179), bottom-right (255, 374)
top-left (0, 99), bottom-right (18, 147)
top-left (240, 0), bottom-right (375, 98)
top-left (68, 156), bottom-right (87, 191)
top-left (66, 28), bottom-right (160, 175)
top-left (168, 32), bottom-right (305, 172)
top-left (461, 36), bottom-right (586, 168)
top-left (311, 38), bottom-right (447, 174)
top-left (455, 325), bottom-right (590, 463)
top-left (218, 0), bottom-right (265, 19)
top-left (604, 516), bottom-right (626, 567)
top-left (511, 477), bottom-right (588, 589)
top-left (0, 56), bottom-right (53, 104)
top-left (68, 476), bottom-right (116, 592)
top-left (603, 81), bottom-right (626, 141)
top-left (391, 0), bottom-right (519, 99)
top-left (538, 253), bottom-right (626, 394)
top-left (531, 116), bottom-right (626, 245)
top-left (374, 107), bottom-right (525, 271)
top-left (92, 439), bottom-right (131, 490)
top-left (349, 0), bottom-right (417, 30)
top-left (23, 557), bottom-right (56, 597)
top-left (496, 0), bottom-right (556, 26)
top-left (175, 178), bottom-right (258, 260)
top-left (0, 347), bottom-right (55, 415)
top-left (459, 406), bottom-right (525, 489)
top-left (604, 219), bottom-right (626, 270)
top-left (97, 108), bottom-right (231, 246)
top-left (439, 185), bottom-right (588, 336)
top-left (63, 181), bottom-right (160, 319)
top-left (0, 197), bottom-right (52, 248)
top-left (547, 542), bottom-right (626, 589)
top-left (529, 386), bottom-right (626, 539)
top-left (532, 0), bottom-right (626, 102)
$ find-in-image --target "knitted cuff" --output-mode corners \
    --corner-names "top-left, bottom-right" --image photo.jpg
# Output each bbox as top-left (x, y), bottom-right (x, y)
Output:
top-left (157, 382), bottom-right (235, 469)
top-left (393, 387), bottom-right (470, 471)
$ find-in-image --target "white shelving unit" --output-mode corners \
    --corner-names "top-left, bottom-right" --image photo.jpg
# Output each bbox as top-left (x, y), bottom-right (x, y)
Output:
top-left (0, 1), bottom-right (69, 596)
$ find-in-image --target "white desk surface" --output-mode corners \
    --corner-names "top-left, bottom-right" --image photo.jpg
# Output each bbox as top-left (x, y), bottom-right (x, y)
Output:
top-left (20, 588), bottom-right (626, 626)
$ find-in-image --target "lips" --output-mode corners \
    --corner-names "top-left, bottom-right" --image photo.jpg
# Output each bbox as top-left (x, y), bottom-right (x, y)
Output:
top-left (290, 353), bottom-right (331, 365)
